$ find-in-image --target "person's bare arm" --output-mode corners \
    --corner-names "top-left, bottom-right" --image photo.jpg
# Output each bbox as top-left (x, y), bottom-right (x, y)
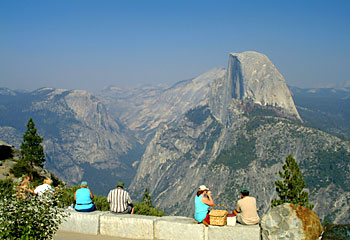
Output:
top-left (232, 202), bottom-right (241, 215)
top-left (89, 189), bottom-right (94, 199)
top-left (201, 191), bottom-right (214, 206)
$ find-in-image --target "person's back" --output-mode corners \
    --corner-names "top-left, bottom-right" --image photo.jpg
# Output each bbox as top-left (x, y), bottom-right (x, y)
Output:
top-left (107, 181), bottom-right (134, 214)
top-left (74, 181), bottom-right (96, 212)
top-left (194, 195), bottom-right (209, 222)
top-left (237, 196), bottom-right (260, 225)
top-left (34, 179), bottom-right (53, 195)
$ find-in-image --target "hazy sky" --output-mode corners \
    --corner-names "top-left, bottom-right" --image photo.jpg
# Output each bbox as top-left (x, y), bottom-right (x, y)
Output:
top-left (1, 0), bottom-right (349, 92)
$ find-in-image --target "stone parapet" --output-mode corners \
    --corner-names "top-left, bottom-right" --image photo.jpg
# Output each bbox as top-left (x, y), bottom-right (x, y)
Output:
top-left (59, 210), bottom-right (260, 239)
top-left (100, 213), bottom-right (157, 239)
top-left (154, 216), bottom-right (206, 240)
top-left (208, 224), bottom-right (261, 240)
top-left (59, 209), bottom-right (106, 235)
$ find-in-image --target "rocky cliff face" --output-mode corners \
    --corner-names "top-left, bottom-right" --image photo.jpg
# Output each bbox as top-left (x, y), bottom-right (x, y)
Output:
top-left (128, 52), bottom-right (349, 223)
top-left (100, 51), bottom-right (300, 136)
top-left (130, 102), bottom-right (350, 223)
top-left (99, 68), bottom-right (226, 140)
top-left (0, 88), bottom-right (139, 194)
top-left (221, 52), bottom-right (299, 119)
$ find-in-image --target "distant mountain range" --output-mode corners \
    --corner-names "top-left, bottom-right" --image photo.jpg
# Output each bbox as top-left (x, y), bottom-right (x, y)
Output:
top-left (0, 51), bottom-right (349, 223)
top-left (290, 86), bottom-right (350, 140)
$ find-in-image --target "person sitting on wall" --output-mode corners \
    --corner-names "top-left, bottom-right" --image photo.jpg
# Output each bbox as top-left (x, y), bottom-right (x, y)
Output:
top-left (194, 185), bottom-right (214, 226)
top-left (107, 181), bottom-right (134, 214)
top-left (18, 175), bottom-right (35, 198)
top-left (232, 187), bottom-right (260, 225)
top-left (74, 181), bottom-right (96, 212)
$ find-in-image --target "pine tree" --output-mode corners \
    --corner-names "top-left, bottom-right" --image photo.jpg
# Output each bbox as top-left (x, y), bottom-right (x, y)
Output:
top-left (19, 118), bottom-right (46, 179)
top-left (271, 154), bottom-right (314, 209)
top-left (142, 188), bottom-right (153, 208)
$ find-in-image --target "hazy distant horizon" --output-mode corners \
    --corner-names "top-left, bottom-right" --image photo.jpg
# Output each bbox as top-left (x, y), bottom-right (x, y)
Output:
top-left (2, 73), bottom-right (350, 95)
top-left (1, 0), bottom-right (349, 92)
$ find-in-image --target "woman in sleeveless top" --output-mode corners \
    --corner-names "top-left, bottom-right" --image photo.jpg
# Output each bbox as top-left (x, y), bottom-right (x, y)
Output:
top-left (194, 185), bottom-right (214, 226)
top-left (74, 181), bottom-right (96, 212)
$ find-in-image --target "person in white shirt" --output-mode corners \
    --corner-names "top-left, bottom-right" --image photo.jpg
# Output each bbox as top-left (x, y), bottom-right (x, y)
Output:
top-left (34, 178), bottom-right (54, 195)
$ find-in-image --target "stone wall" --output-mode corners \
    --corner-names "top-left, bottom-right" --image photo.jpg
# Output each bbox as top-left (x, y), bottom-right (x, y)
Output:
top-left (59, 210), bottom-right (260, 240)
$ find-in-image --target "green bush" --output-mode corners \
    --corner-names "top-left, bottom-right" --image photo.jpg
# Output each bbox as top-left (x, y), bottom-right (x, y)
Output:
top-left (0, 183), bottom-right (69, 240)
top-left (134, 202), bottom-right (164, 216)
top-left (323, 222), bottom-right (350, 240)
top-left (93, 195), bottom-right (109, 211)
top-left (134, 188), bottom-right (164, 216)
top-left (0, 178), bottom-right (15, 199)
top-left (214, 134), bottom-right (256, 169)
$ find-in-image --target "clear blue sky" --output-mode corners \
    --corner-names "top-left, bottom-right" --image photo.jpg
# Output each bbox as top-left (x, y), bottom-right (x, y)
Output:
top-left (1, 0), bottom-right (349, 92)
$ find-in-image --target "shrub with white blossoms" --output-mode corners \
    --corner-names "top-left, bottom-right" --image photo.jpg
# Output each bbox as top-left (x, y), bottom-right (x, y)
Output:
top-left (0, 184), bottom-right (69, 240)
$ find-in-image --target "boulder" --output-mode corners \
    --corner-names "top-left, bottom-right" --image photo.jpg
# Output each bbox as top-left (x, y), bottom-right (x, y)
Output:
top-left (261, 203), bottom-right (323, 240)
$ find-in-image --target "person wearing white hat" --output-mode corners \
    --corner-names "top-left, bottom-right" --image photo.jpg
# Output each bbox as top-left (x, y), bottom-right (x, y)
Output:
top-left (194, 185), bottom-right (214, 226)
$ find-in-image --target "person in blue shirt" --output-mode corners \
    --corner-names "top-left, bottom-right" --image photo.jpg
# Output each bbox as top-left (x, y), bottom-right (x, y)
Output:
top-left (194, 185), bottom-right (214, 226)
top-left (74, 181), bottom-right (96, 212)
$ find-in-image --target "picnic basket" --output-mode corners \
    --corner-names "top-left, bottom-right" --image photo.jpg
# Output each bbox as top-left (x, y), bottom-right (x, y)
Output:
top-left (209, 205), bottom-right (228, 226)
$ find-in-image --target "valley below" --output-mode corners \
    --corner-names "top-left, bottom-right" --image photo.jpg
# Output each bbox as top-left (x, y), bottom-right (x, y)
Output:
top-left (1, 51), bottom-right (349, 223)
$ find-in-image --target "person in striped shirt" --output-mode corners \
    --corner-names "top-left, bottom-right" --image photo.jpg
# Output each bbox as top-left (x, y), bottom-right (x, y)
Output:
top-left (107, 181), bottom-right (134, 214)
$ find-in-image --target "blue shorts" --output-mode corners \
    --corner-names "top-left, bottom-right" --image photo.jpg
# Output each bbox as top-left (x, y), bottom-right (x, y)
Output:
top-left (75, 203), bottom-right (96, 212)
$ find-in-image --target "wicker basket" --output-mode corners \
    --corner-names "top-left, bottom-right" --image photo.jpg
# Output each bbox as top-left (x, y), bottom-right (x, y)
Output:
top-left (209, 205), bottom-right (228, 226)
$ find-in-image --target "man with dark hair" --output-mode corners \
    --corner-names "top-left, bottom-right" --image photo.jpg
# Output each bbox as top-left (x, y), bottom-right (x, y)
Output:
top-left (107, 181), bottom-right (134, 214)
top-left (232, 187), bottom-right (260, 225)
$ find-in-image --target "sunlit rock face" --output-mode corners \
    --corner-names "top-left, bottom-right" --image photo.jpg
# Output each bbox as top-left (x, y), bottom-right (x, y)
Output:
top-left (209, 51), bottom-right (300, 124)
top-left (261, 203), bottom-right (323, 240)
top-left (228, 51), bottom-right (300, 119)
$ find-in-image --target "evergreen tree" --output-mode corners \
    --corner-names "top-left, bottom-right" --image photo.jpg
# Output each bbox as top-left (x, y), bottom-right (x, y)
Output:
top-left (18, 118), bottom-right (45, 179)
top-left (271, 154), bottom-right (314, 209)
top-left (141, 188), bottom-right (153, 208)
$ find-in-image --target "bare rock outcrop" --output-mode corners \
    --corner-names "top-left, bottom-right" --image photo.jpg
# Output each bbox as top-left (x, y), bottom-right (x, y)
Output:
top-left (261, 203), bottom-right (323, 240)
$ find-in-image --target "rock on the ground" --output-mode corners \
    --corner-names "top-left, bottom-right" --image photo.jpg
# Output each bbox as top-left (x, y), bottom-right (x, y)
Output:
top-left (261, 203), bottom-right (323, 240)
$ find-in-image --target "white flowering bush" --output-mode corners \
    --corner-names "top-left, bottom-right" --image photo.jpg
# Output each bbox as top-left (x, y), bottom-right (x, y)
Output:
top-left (0, 184), bottom-right (69, 240)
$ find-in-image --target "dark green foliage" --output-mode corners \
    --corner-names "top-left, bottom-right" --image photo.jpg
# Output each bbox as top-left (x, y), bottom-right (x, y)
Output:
top-left (141, 188), bottom-right (153, 208)
top-left (0, 178), bottom-right (15, 199)
top-left (185, 105), bottom-right (210, 125)
top-left (271, 155), bottom-right (313, 209)
top-left (10, 159), bottom-right (31, 177)
top-left (244, 103), bottom-right (280, 118)
top-left (246, 116), bottom-right (278, 132)
top-left (214, 134), bottom-right (256, 169)
top-left (21, 118), bottom-right (45, 167)
top-left (316, 148), bottom-right (349, 191)
top-left (57, 185), bottom-right (80, 208)
top-left (134, 188), bottom-right (164, 216)
top-left (93, 195), bottom-right (110, 211)
top-left (302, 147), bottom-right (350, 195)
top-left (322, 222), bottom-right (350, 240)
top-left (0, 182), bottom-right (68, 240)
top-left (11, 118), bottom-right (46, 180)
